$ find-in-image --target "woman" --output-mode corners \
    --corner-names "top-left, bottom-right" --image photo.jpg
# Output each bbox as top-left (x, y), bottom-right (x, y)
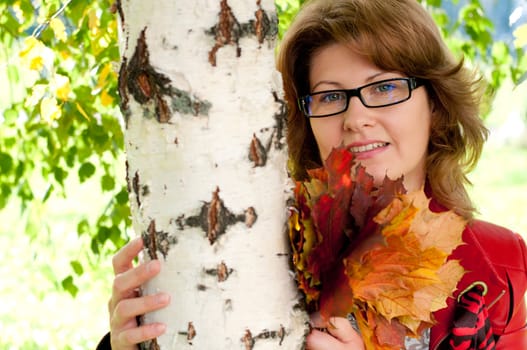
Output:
top-left (100, 0), bottom-right (527, 349)
top-left (276, 0), bottom-right (527, 349)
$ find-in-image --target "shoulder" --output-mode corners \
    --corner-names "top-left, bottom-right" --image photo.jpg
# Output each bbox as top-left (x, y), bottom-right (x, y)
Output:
top-left (463, 219), bottom-right (527, 272)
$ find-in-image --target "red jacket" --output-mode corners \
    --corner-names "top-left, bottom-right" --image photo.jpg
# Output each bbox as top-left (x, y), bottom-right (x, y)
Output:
top-left (429, 218), bottom-right (527, 349)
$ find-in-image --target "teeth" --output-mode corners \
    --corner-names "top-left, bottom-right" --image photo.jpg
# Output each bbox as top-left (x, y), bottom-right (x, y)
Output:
top-left (349, 142), bottom-right (387, 153)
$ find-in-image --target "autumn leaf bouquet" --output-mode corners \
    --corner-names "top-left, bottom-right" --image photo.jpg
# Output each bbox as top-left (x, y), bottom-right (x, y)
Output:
top-left (288, 147), bottom-right (466, 349)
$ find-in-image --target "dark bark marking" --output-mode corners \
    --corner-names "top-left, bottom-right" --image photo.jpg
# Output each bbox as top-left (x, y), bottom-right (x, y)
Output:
top-left (241, 330), bottom-right (255, 350)
top-left (254, 0), bottom-right (278, 45)
top-left (224, 298), bottom-right (233, 311)
top-left (176, 187), bottom-right (257, 245)
top-left (247, 91), bottom-right (287, 167)
top-left (177, 322), bottom-right (197, 345)
top-left (207, 0), bottom-right (242, 67)
top-left (249, 133), bottom-right (267, 167)
top-left (141, 185), bottom-right (150, 197)
top-left (187, 322), bottom-right (196, 344)
top-left (169, 87), bottom-right (211, 117)
top-left (118, 57), bottom-right (131, 123)
top-left (206, 0), bottom-right (278, 67)
top-left (132, 171), bottom-right (141, 207)
top-left (207, 187), bottom-right (222, 244)
top-left (143, 220), bottom-right (158, 260)
top-left (142, 220), bottom-right (177, 260)
top-left (242, 325), bottom-right (286, 349)
top-left (197, 284), bottom-right (208, 291)
top-left (217, 261), bottom-right (229, 282)
top-left (244, 207), bottom-right (257, 228)
top-left (125, 160), bottom-right (131, 193)
top-left (126, 28), bottom-right (172, 123)
top-left (272, 91), bottom-right (287, 151)
top-left (204, 261), bottom-right (233, 282)
top-left (119, 29), bottom-right (212, 126)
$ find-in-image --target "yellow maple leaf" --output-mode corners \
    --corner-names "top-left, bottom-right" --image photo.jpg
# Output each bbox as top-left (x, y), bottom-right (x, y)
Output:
top-left (53, 74), bottom-right (70, 101)
top-left (50, 17), bottom-right (67, 42)
top-left (19, 36), bottom-right (45, 71)
top-left (97, 63), bottom-right (114, 88)
top-left (101, 90), bottom-right (114, 107)
top-left (405, 191), bottom-right (465, 254)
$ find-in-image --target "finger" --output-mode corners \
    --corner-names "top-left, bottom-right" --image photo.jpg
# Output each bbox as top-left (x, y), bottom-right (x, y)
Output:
top-left (110, 259), bottom-right (161, 310)
top-left (112, 292), bottom-right (171, 328)
top-left (325, 317), bottom-right (362, 344)
top-left (310, 312), bottom-right (327, 328)
top-left (112, 322), bottom-right (167, 348)
top-left (310, 313), bottom-right (363, 346)
top-left (306, 329), bottom-right (346, 350)
top-left (113, 237), bottom-right (144, 275)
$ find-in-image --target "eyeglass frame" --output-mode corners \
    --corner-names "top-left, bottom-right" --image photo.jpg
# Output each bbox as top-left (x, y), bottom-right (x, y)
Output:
top-left (297, 77), bottom-right (424, 118)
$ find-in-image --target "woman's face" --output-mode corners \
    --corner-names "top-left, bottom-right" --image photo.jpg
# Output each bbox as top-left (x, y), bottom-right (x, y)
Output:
top-left (308, 43), bottom-right (432, 191)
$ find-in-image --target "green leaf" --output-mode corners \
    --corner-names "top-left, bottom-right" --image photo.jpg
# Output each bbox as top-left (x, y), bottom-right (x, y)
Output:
top-left (3, 108), bottom-right (18, 123)
top-left (53, 166), bottom-right (67, 185)
top-left (77, 218), bottom-right (90, 236)
top-left (70, 260), bottom-right (84, 275)
top-left (91, 237), bottom-right (100, 255)
top-left (0, 152), bottom-right (14, 173)
top-left (0, 184), bottom-right (11, 209)
top-left (78, 162), bottom-right (95, 182)
top-left (109, 225), bottom-right (124, 247)
top-left (116, 187), bottom-right (129, 205)
top-left (101, 174), bottom-right (115, 191)
top-left (61, 275), bottom-right (79, 297)
top-left (97, 225), bottom-right (111, 243)
top-left (42, 184), bottom-right (53, 202)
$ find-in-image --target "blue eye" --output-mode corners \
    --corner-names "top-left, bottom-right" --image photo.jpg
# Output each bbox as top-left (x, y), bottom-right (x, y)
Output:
top-left (320, 92), bottom-right (345, 103)
top-left (376, 83), bottom-right (397, 93)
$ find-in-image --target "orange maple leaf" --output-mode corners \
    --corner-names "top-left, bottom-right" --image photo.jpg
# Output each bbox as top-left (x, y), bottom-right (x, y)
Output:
top-left (345, 190), bottom-right (465, 348)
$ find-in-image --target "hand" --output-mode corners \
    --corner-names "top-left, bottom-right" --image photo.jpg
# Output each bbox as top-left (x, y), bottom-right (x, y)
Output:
top-left (306, 313), bottom-right (365, 350)
top-left (108, 237), bottom-right (171, 350)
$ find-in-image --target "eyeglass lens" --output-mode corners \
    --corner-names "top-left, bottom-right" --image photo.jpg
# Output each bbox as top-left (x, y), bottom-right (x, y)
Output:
top-left (303, 78), bottom-right (413, 117)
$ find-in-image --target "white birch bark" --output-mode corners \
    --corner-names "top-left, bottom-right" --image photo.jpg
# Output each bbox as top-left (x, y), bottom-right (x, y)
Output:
top-left (117, 0), bottom-right (309, 349)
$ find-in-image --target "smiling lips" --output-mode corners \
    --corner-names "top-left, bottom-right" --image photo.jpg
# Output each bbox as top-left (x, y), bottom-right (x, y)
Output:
top-left (349, 142), bottom-right (389, 154)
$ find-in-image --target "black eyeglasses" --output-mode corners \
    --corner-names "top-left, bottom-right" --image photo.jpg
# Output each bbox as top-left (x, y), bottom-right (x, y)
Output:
top-left (298, 77), bottom-right (424, 118)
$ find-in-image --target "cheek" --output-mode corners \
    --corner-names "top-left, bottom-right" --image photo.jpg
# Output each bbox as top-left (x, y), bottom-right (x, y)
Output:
top-left (309, 119), bottom-right (343, 161)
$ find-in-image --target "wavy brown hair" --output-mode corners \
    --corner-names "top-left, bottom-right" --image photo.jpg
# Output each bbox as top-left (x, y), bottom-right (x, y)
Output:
top-left (276, 0), bottom-right (489, 219)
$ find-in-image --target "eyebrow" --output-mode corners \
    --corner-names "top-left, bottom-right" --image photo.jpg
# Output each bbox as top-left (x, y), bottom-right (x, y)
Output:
top-left (311, 71), bottom-right (394, 91)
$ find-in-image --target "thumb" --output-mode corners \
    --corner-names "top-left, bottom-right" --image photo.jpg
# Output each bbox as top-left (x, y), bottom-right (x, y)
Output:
top-left (327, 316), bottom-right (362, 344)
top-left (310, 313), bottom-right (363, 345)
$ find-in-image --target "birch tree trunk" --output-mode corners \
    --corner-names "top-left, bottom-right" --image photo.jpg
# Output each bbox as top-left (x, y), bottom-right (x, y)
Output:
top-left (116, 0), bottom-right (309, 348)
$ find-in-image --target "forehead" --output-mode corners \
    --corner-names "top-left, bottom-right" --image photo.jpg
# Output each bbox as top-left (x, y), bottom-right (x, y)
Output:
top-left (309, 43), bottom-right (401, 90)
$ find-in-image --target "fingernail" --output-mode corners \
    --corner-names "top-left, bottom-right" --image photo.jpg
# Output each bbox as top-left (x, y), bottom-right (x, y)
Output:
top-left (157, 293), bottom-right (170, 304)
top-left (155, 323), bottom-right (167, 334)
top-left (146, 260), bottom-right (159, 273)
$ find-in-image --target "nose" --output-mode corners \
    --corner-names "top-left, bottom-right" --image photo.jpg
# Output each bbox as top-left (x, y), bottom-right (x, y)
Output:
top-left (342, 96), bottom-right (375, 131)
